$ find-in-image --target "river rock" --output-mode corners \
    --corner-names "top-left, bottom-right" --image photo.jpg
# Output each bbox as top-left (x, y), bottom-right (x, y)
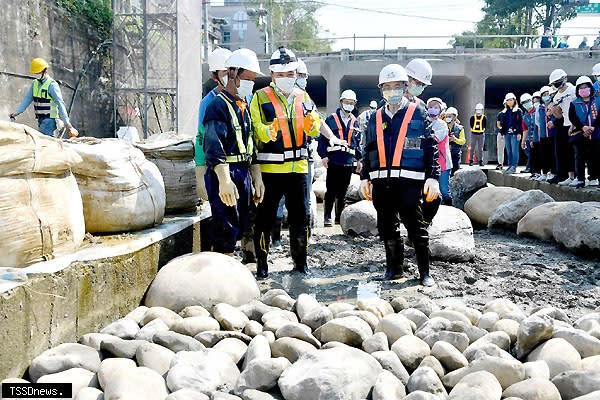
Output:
top-left (418, 355), bottom-right (445, 379)
top-left (449, 321), bottom-right (487, 343)
top-left (340, 200), bottom-right (378, 236)
top-left (478, 312), bottom-right (500, 331)
top-left (483, 299), bottom-right (524, 319)
top-left (464, 342), bottom-right (514, 363)
top-left (410, 298), bottom-right (441, 317)
top-left (442, 355), bottom-right (525, 390)
top-left (260, 289), bottom-right (290, 306)
top-left (502, 377), bottom-right (562, 400)
top-left (312, 175), bottom-right (326, 201)
top-left (552, 371), bottom-right (600, 400)
top-left (371, 351), bottom-right (410, 384)
top-left (78, 333), bottom-right (116, 351)
top-left (327, 302), bottom-right (355, 316)
top-left (449, 371), bottom-right (502, 400)
top-left (582, 356), bottom-right (600, 372)
top-left (415, 317), bottom-right (453, 339)
top-left (213, 338), bottom-right (248, 364)
top-left (390, 297), bottom-right (410, 313)
top-left (28, 343), bottom-right (102, 382)
top-left (430, 309), bottom-right (472, 325)
top-left (488, 190), bottom-right (554, 231)
top-left (572, 392), bottom-right (600, 400)
top-left (429, 205), bottom-right (475, 261)
top-left (234, 357), bottom-right (291, 395)
top-left (97, 358), bottom-right (136, 389)
top-left (136, 342), bottom-right (175, 376)
top-left (391, 335), bottom-right (431, 371)
top-left (74, 387), bottom-right (105, 400)
top-left (345, 173), bottom-right (364, 203)
top-left (362, 332), bottom-right (389, 353)
top-left (467, 331), bottom-right (511, 354)
top-left (450, 168), bottom-right (488, 210)
top-left (403, 391), bottom-right (441, 400)
top-left (301, 306), bottom-right (333, 330)
top-left (166, 349), bottom-right (240, 394)
top-left (135, 318), bottom-right (170, 341)
top-left (194, 331), bottom-right (252, 347)
top-left (372, 370), bottom-right (406, 400)
top-left (166, 389), bottom-right (209, 400)
top-left (575, 313), bottom-right (600, 334)
top-left (240, 389), bottom-right (278, 400)
top-left (125, 305), bottom-right (149, 324)
top-left (492, 318), bottom-right (520, 344)
top-left (423, 331), bottom-right (470, 352)
top-left (337, 310), bottom-right (380, 331)
top-left (554, 328), bottom-right (600, 358)
top-left (553, 204), bottom-right (600, 253)
top-left (523, 360), bottom-right (551, 380)
top-left (271, 337), bottom-right (317, 363)
top-left (243, 320), bottom-right (263, 337)
top-left (179, 305), bottom-right (211, 318)
top-left (295, 294), bottom-right (320, 321)
top-left (99, 318), bottom-right (140, 339)
top-left (261, 310), bottom-right (298, 324)
top-left (514, 315), bottom-right (554, 359)
top-left (171, 316), bottom-right (221, 337)
top-left (527, 338), bottom-right (582, 378)
top-left (376, 313), bottom-right (414, 344)
top-left (103, 366), bottom-right (168, 400)
top-left (243, 335), bottom-right (271, 370)
top-left (211, 393), bottom-right (241, 400)
top-left (152, 331), bottom-right (205, 352)
top-left (317, 316), bottom-right (373, 346)
top-left (145, 252), bottom-right (260, 312)
top-left (270, 295), bottom-right (294, 311)
top-left (239, 302), bottom-right (277, 323)
top-left (356, 298), bottom-right (394, 319)
top-left (464, 186), bottom-right (523, 226)
top-left (406, 367), bottom-right (448, 398)
top-left (37, 368), bottom-right (96, 398)
top-left (430, 341), bottom-right (468, 371)
top-left (142, 307), bottom-right (183, 328)
top-left (517, 201), bottom-right (578, 241)
top-left (213, 303), bottom-right (250, 332)
top-left (278, 346), bottom-right (382, 400)
top-left (400, 308), bottom-right (429, 329)
top-left (100, 337), bottom-right (146, 359)
top-left (276, 323), bottom-right (320, 348)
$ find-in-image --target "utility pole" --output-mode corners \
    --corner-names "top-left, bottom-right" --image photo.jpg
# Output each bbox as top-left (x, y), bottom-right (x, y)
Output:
top-left (203, 0), bottom-right (210, 59)
top-left (269, 0), bottom-right (275, 53)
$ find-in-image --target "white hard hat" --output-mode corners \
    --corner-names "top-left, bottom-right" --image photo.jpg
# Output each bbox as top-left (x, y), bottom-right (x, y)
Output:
top-left (426, 97), bottom-right (444, 107)
top-left (208, 47), bottom-right (232, 72)
top-left (405, 58), bottom-right (432, 86)
top-left (593, 63), bottom-right (600, 76)
top-left (520, 93), bottom-right (532, 103)
top-left (504, 92), bottom-right (517, 103)
top-left (575, 75), bottom-right (593, 87)
top-left (226, 48), bottom-right (263, 75)
top-left (369, 100), bottom-right (377, 108)
top-left (475, 103), bottom-right (484, 110)
top-left (532, 91), bottom-right (541, 99)
top-left (540, 85), bottom-right (551, 94)
top-left (340, 89), bottom-right (357, 101)
top-left (378, 64), bottom-right (408, 86)
top-left (446, 107), bottom-right (458, 116)
top-left (549, 68), bottom-right (567, 84)
top-left (269, 47), bottom-right (298, 73)
top-left (297, 59), bottom-right (308, 75)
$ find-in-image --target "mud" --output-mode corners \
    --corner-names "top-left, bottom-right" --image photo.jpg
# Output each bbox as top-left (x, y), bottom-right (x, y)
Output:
top-left (248, 222), bottom-right (600, 320)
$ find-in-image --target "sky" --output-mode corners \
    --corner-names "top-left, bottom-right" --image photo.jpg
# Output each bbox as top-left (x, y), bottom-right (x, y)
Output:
top-left (314, 0), bottom-right (600, 50)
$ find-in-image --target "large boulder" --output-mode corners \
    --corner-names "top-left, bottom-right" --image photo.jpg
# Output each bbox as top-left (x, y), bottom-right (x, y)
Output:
top-left (145, 252), bottom-right (260, 312)
top-left (340, 200), bottom-right (378, 236)
top-left (278, 346), bottom-right (382, 400)
top-left (464, 186), bottom-right (523, 226)
top-left (553, 204), bottom-right (600, 254)
top-left (428, 205), bottom-right (475, 261)
top-left (488, 190), bottom-right (554, 231)
top-left (28, 343), bottom-right (102, 383)
top-left (517, 201), bottom-right (579, 241)
top-left (345, 173), bottom-right (365, 204)
top-left (527, 338), bottom-right (582, 378)
top-left (312, 174), bottom-right (327, 201)
top-left (552, 371), bottom-right (600, 400)
top-left (449, 168), bottom-right (488, 210)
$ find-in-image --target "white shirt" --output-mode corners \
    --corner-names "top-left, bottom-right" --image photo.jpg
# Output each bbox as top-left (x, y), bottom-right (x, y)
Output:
top-left (553, 83), bottom-right (576, 126)
top-left (384, 98), bottom-right (410, 119)
top-left (340, 111), bottom-right (352, 126)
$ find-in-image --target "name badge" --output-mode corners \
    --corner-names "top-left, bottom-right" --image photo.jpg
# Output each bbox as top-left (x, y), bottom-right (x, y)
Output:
top-left (404, 137), bottom-right (421, 150)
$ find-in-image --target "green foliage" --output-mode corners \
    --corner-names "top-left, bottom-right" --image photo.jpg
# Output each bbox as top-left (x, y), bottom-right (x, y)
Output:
top-left (56, 0), bottom-right (113, 40)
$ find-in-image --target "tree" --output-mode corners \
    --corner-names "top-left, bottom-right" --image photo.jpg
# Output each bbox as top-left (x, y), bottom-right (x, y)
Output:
top-left (452, 0), bottom-right (577, 48)
top-left (247, 0), bottom-right (332, 53)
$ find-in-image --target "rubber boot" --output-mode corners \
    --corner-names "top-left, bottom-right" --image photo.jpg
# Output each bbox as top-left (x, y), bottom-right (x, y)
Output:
top-left (254, 231), bottom-right (269, 279)
top-left (376, 239), bottom-right (404, 280)
top-left (335, 197), bottom-right (345, 224)
top-left (241, 236), bottom-right (256, 264)
top-left (415, 241), bottom-right (435, 287)
top-left (271, 217), bottom-right (283, 249)
top-left (290, 231), bottom-right (309, 274)
top-left (324, 194), bottom-right (334, 227)
top-left (442, 198), bottom-right (453, 207)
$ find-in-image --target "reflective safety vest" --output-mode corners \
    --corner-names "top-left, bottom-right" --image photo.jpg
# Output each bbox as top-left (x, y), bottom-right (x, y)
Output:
top-left (369, 102), bottom-right (426, 181)
top-left (255, 86), bottom-right (307, 164)
top-left (471, 114), bottom-right (485, 133)
top-left (33, 78), bottom-right (58, 120)
top-left (327, 112), bottom-right (356, 156)
top-left (218, 93), bottom-right (254, 164)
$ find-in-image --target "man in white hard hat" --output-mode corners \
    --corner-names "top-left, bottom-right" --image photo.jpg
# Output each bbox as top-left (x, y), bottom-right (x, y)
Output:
top-left (360, 64), bottom-right (440, 286)
top-left (250, 47), bottom-right (321, 279)
top-left (318, 89), bottom-right (362, 226)
top-left (469, 104), bottom-right (486, 167)
top-left (405, 58), bottom-right (433, 101)
top-left (547, 68), bottom-right (576, 185)
top-left (196, 47), bottom-right (232, 203)
top-left (203, 48), bottom-right (265, 257)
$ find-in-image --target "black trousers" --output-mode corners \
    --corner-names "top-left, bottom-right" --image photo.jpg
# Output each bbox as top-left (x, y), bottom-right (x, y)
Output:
top-left (324, 164), bottom-right (353, 221)
top-left (451, 148), bottom-right (461, 176)
top-left (555, 125), bottom-right (574, 180)
top-left (529, 141), bottom-right (541, 174)
top-left (573, 138), bottom-right (592, 182)
top-left (539, 137), bottom-right (554, 174)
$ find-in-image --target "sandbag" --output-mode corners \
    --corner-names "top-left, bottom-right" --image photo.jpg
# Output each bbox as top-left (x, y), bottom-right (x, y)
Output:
top-left (67, 138), bottom-right (166, 233)
top-left (134, 132), bottom-right (197, 212)
top-left (0, 121), bottom-right (85, 268)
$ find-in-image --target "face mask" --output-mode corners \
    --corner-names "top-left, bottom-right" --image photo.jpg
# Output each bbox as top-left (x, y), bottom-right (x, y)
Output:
top-left (342, 104), bottom-right (354, 112)
top-left (475, 110), bottom-right (482, 115)
top-left (578, 87), bottom-right (592, 98)
top-left (221, 75), bottom-right (228, 87)
top-left (552, 79), bottom-right (565, 89)
top-left (427, 107), bottom-right (441, 117)
top-left (408, 84), bottom-right (425, 97)
top-left (382, 89), bottom-right (404, 105)
top-left (542, 95), bottom-right (551, 104)
top-left (275, 77), bottom-right (296, 94)
top-left (523, 101), bottom-right (533, 110)
top-left (236, 79), bottom-right (255, 99)
top-left (296, 77), bottom-right (307, 90)
top-left (445, 116), bottom-right (454, 123)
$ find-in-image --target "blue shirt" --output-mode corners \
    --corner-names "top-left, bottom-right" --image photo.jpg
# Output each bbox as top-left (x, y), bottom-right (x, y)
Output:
top-left (195, 88), bottom-right (219, 166)
top-left (16, 77), bottom-right (70, 125)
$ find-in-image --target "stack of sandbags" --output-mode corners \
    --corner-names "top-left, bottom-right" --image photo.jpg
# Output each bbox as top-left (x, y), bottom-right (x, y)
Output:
top-left (67, 138), bottom-right (165, 233)
top-left (0, 121), bottom-right (85, 267)
top-left (134, 132), bottom-right (197, 212)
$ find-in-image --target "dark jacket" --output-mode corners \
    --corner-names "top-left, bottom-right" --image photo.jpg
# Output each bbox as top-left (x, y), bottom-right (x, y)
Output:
top-left (318, 109), bottom-right (362, 166)
top-left (498, 108), bottom-right (523, 135)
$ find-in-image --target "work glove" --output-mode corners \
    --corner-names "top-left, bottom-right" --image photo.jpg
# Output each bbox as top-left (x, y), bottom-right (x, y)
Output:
top-left (67, 126), bottom-right (79, 138)
top-left (214, 163), bottom-right (239, 207)
top-left (423, 178), bottom-right (441, 203)
top-left (322, 157), bottom-right (329, 169)
top-left (195, 166), bottom-right (209, 201)
top-left (303, 112), bottom-right (316, 134)
top-left (431, 119), bottom-right (448, 142)
top-left (250, 164), bottom-right (265, 204)
top-left (269, 119), bottom-right (280, 141)
top-left (359, 179), bottom-right (372, 201)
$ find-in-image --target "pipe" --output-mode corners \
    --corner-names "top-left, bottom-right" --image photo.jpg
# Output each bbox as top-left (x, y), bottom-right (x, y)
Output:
top-left (0, 71), bottom-right (74, 90)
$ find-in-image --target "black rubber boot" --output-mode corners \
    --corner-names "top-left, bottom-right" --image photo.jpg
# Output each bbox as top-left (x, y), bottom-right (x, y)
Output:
top-left (442, 198), bottom-right (453, 207)
top-left (256, 256), bottom-right (268, 279)
top-left (254, 231), bottom-right (269, 279)
top-left (376, 239), bottom-right (404, 280)
top-left (415, 241), bottom-right (435, 287)
top-left (324, 196), bottom-right (334, 227)
top-left (271, 217), bottom-right (283, 248)
top-left (290, 232), bottom-right (309, 274)
top-left (335, 197), bottom-right (345, 224)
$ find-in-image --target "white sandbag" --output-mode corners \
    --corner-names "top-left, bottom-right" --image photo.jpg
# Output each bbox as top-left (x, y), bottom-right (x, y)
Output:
top-left (67, 138), bottom-right (166, 233)
top-left (134, 132), bottom-right (197, 212)
top-left (0, 121), bottom-right (85, 268)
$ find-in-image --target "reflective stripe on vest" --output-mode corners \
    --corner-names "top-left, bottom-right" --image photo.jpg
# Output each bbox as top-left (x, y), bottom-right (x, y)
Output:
top-left (331, 112), bottom-right (356, 145)
top-left (326, 145), bottom-right (356, 155)
top-left (375, 102), bottom-right (418, 170)
top-left (471, 115), bottom-right (485, 133)
top-left (32, 78), bottom-right (58, 119)
top-left (262, 87), bottom-right (305, 150)
top-left (217, 93), bottom-right (253, 164)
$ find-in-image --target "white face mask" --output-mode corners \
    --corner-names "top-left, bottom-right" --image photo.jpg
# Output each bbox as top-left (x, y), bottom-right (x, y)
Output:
top-left (408, 84), bottom-right (425, 97)
top-left (237, 79), bottom-right (255, 99)
top-left (342, 103), bottom-right (354, 112)
top-left (221, 75), bottom-right (228, 87)
top-left (275, 77), bottom-right (296, 94)
top-left (445, 116), bottom-right (454, 123)
top-left (382, 89), bottom-right (404, 105)
top-left (475, 110), bottom-right (482, 115)
top-left (296, 77), bottom-right (307, 90)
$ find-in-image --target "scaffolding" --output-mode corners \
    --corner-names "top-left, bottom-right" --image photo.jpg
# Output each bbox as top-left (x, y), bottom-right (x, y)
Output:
top-left (112, 0), bottom-right (178, 138)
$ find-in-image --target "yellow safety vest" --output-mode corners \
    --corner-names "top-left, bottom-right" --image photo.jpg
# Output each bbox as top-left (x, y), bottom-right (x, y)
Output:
top-left (471, 114), bottom-right (485, 133)
top-left (218, 93), bottom-right (254, 164)
top-left (32, 78), bottom-right (58, 119)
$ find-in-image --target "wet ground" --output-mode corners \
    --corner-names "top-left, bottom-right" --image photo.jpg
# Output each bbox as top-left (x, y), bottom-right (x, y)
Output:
top-left (241, 205), bottom-right (600, 320)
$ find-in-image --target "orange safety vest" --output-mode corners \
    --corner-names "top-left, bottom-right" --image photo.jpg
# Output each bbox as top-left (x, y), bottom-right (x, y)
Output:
top-left (263, 86), bottom-right (305, 149)
top-left (471, 114), bottom-right (485, 133)
top-left (331, 112), bottom-right (356, 145)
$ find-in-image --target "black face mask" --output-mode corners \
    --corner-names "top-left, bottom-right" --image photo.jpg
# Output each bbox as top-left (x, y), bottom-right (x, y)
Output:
top-left (552, 79), bottom-right (565, 89)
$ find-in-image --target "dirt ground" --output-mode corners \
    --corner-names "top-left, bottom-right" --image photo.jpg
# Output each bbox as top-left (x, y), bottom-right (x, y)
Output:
top-left (244, 207), bottom-right (600, 320)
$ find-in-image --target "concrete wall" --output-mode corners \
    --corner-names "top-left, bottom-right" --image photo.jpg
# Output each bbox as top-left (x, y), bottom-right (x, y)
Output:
top-left (0, 1), bottom-right (112, 136)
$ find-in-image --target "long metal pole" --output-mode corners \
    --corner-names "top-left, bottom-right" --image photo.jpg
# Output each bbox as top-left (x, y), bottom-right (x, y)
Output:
top-left (203, 0), bottom-right (209, 57)
top-left (143, 0), bottom-right (148, 138)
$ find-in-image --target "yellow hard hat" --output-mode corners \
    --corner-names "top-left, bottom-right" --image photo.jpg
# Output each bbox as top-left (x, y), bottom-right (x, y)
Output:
top-left (30, 58), bottom-right (49, 74)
